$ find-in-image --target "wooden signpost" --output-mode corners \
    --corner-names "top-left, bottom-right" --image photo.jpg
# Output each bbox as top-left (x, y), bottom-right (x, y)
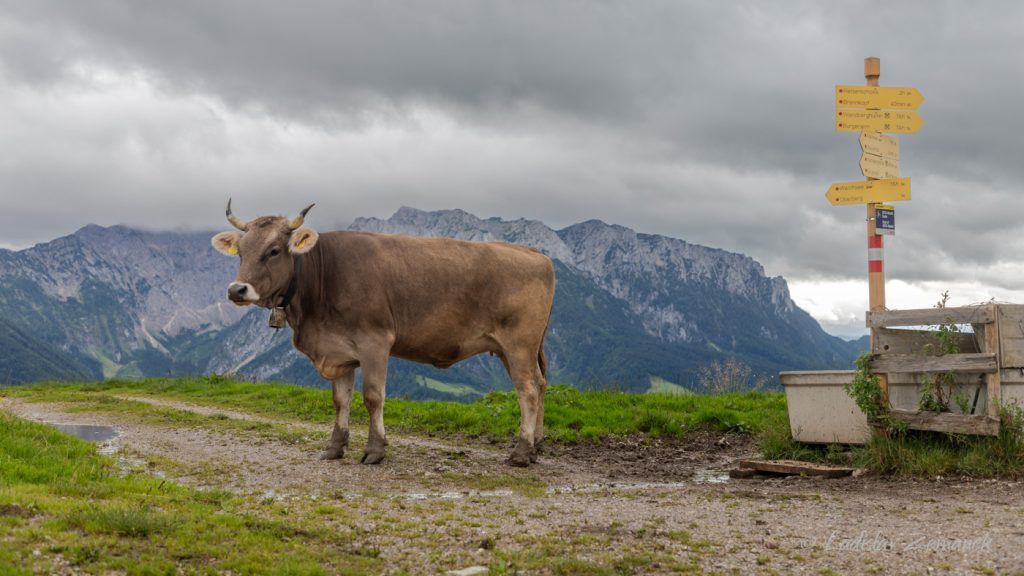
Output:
top-left (828, 57), bottom-right (925, 412)
top-left (828, 57), bottom-right (923, 314)
top-left (836, 109), bottom-right (923, 133)
top-left (859, 132), bottom-right (899, 160)
top-left (820, 62), bottom-right (1001, 437)
top-left (836, 85), bottom-right (924, 110)
top-left (859, 152), bottom-right (900, 179)
top-left (826, 177), bottom-right (910, 206)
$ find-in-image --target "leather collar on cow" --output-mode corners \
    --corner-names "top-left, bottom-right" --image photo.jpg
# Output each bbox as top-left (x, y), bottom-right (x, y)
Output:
top-left (269, 255), bottom-right (301, 329)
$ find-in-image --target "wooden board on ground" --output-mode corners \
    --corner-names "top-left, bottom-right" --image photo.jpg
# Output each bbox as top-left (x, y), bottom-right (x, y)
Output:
top-left (887, 410), bottom-right (1000, 436)
top-left (736, 460), bottom-right (855, 478)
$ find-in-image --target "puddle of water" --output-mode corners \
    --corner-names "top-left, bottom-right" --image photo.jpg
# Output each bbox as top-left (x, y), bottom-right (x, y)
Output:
top-left (52, 423), bottom-right (119, 443)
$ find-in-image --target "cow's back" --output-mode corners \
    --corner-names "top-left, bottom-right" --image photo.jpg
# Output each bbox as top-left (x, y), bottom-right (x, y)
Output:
top-left (311, 231), bottom-right (554, 366)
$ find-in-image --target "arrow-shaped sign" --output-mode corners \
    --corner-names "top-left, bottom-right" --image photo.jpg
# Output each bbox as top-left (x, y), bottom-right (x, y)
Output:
top-left (836, 85), bottom-right (925, 110)
top-left (860, 132), bottom-right (899, 160)
top-left (826, 177), bottom-right (911, 206)
top-left (860, 153), bottom-right (900, 179)
top-left (836, 110), bottom-right (923, 134)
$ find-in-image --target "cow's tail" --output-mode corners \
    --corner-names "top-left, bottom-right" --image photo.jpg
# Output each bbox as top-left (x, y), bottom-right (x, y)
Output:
top-left (538, 326), bottom-right (549, 380)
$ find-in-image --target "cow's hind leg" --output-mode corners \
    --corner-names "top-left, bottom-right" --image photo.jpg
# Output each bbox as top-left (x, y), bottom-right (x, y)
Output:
top-left (360, 354), bottom-right (389, 465)
top-left (533, 374), bottom-right (548, 458)
top-left (504, 349), bottom-right (544, 467)
top-left (321, 367), bottom-right (355, 460)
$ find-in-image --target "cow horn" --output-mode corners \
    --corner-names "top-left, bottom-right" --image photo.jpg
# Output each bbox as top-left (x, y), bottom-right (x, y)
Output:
top-left (225, 198), bottom-right (248, 231)
top-left (288, 203), bottom-right (315, 230)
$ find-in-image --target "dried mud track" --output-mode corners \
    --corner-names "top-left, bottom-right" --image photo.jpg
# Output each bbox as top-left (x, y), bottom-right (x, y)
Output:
top-left (4, 396), bottom-right (1024, 575)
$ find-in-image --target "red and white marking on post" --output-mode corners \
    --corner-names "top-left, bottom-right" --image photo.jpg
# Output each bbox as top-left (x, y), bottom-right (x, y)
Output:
top-left (868, 234), bottom-right (884, 273)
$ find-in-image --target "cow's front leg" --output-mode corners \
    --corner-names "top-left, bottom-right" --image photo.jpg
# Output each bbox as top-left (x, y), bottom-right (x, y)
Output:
top-left (360, 353), bottom-right (389, 465)
top-left (321, 367), bottom-right (355, 460)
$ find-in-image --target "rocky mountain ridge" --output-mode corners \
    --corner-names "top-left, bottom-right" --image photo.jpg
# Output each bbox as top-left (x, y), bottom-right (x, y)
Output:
top-left (0, 208), bottom-right (864, 396)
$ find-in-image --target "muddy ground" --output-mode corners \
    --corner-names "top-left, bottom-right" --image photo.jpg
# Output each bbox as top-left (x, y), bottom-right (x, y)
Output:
top-left (4, 396), bottom-right (1023, 575)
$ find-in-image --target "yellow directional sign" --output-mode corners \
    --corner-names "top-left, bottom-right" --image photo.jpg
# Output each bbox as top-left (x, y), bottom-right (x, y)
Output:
top-left (860, 153), bottom-right (900, 179)
top-left (836, 109), bottom-right (923, 134)
top-left (826, 177), bottom-right (911, 206)
top-left (859, 131), bottom-right (899, 160)
top-left (835, 85), bottom-right (924, 110)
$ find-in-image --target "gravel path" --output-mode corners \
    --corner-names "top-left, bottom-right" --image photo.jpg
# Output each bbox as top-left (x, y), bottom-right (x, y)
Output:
top-left (4, 396), bottom-right (1023, 575)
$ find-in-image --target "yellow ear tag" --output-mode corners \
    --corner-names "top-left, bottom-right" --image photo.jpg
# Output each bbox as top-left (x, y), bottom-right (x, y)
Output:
top-left (228, 245), bottom-right (238, 255)
top-left (296, 239), bottom-right (306, 250)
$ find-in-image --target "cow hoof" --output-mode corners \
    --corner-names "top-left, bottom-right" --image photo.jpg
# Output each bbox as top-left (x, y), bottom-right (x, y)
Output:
top-left (507, 439), bottom-right (535, 467)
top-left (319, 446), bottom-right (345, 460)
top-left (506, 452), bottom-right (531, 467)
top-left (360, 451), bottom-right (386, 465)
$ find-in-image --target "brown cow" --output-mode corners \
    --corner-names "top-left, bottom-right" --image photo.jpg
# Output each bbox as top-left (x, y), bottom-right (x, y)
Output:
top-left (211, 202), bottom-right (555, 466)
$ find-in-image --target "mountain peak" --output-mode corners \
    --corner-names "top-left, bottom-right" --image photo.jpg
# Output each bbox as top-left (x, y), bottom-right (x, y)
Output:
top-left (0, 208), bottom-right (862, 393)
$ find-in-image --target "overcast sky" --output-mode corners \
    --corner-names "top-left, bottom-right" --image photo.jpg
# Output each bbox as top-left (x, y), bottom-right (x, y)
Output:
top-left (1, 1), bottom-right (1022, 338)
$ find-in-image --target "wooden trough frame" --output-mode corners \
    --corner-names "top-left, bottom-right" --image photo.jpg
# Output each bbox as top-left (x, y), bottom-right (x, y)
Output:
top-left (867, 303), bottom-right (1024, 435)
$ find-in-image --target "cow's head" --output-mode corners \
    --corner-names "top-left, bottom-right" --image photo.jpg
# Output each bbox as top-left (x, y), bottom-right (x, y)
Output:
top-left (211, 200), bottom-right (319, 307)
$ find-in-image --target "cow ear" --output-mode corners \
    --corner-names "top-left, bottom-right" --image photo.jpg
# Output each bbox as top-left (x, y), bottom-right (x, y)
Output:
top-left (211, 231), bottom-right (242, 256)
top-left (289, 228), bottom-right (319, 254)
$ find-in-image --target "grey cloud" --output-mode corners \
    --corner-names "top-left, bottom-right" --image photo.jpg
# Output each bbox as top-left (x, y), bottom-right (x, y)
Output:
top-left (0, 0), bottom-right (1023, 325)
top-left (3, 1), bottom-right (1021, 180)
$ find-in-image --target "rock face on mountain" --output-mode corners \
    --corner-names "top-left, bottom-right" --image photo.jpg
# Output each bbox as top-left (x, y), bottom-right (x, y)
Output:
top-left (355, 208), bottom-right (797, 346)
top-left (0, 208), bottom-right (864, 396)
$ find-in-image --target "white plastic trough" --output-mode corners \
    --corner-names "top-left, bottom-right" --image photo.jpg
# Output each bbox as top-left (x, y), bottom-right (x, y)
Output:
top-left (779, 371), bottom-right (870, 444)
top-left (780, 369), bottom-right (1024, 445)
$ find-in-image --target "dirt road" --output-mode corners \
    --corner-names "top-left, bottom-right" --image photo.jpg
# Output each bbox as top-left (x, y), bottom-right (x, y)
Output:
top-left (5, 396), bottom-right (1023, 575)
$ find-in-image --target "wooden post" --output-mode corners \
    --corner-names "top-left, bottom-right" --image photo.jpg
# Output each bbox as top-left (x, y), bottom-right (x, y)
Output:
top-left (864, 56), bottom-right (890, 405)
top-left (984, 304), bottom-right (1001, 422)
top-left (865, 56), bottom-right (884, 312)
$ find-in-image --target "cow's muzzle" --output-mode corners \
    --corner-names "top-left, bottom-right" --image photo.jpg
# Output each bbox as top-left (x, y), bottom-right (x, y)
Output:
top-left (227, 282), bottom-right (260, 305)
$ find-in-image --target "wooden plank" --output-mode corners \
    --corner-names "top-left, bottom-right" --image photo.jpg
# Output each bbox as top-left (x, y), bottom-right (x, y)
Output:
top-left (736, 460), bottom-right (855, 478)
top-left (888, 410), bottom-right (1000, 436)
top-left (867, 306), bottom-right (994, 328)
top-left (872, 328), bottom-right (979, 355)
top-left (984, 308), bottom-right (1002, 420)
top-left (997, 305), bottom-right (1024, 368)
top-left (996, 304), bottom-right (1024, 335)
top-left (870, 353), bottom-right (997, 374)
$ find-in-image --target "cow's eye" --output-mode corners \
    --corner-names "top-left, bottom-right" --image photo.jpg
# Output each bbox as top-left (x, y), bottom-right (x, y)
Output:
top-left (268, 247), bottom-right (281, 258)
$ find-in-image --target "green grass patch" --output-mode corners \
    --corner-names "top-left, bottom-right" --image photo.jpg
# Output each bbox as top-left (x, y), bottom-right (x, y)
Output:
top-left (5, 375), bottom-right (334, 424)
top-left (760, 402), bottom-right (1024, 479)
top-left (3, 388), bottom-right (320, 447)
top-left (388, 385), bottom-right (784, 442)
top-left (64, 505), bottom-right (177, 538)
top-left (4, 377), bottom-right (785, 443)
top-left (8, 376), bottom-right (1024, 477)
top-left (855, 405), bottom-right (1024, 478)
top-left (414, 375), bottom-right (483, 398)
top-left (646, 375), bottom-right (694, 396)
top-left (0, 411), bottom-right (378, 574)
